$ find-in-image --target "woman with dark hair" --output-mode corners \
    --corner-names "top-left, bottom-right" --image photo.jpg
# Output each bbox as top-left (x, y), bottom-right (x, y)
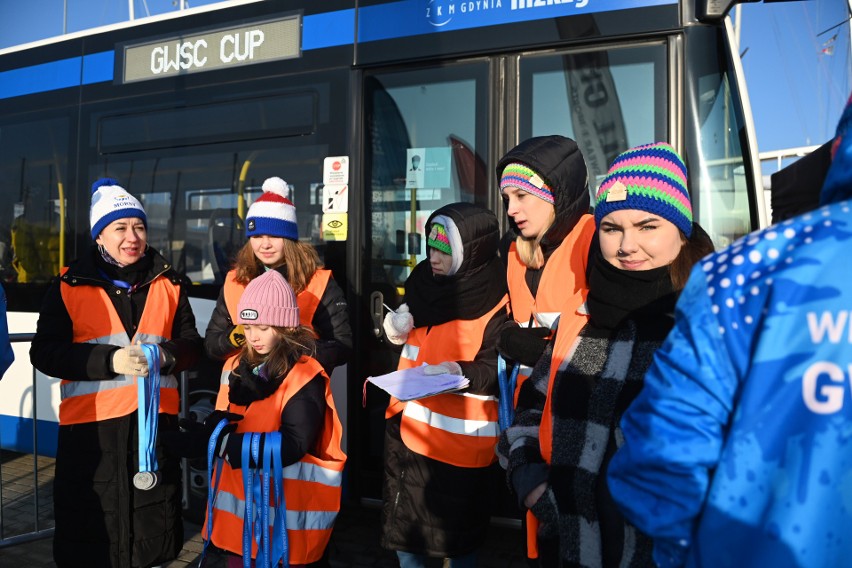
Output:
top-left (497, 143), bottom-right (714, 568)
top-left (31, 178), bottom-right (202, 567)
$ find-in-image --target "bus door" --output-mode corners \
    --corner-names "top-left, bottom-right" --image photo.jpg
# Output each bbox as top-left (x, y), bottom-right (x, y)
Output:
top-left (355, 60), bottom-right (492, 499)
top-left (353, 28), bottom-right (760, 503)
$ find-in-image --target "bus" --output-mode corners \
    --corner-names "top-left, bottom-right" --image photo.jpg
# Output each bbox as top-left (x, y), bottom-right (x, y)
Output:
top-left (0, 0), bottom-right (765, 506)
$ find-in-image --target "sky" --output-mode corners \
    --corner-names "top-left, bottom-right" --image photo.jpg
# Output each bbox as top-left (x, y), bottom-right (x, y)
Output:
top-left (0, 0), bottom-right (848, 168)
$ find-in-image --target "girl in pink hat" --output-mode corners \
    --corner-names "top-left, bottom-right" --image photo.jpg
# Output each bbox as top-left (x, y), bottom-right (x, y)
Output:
top-left (199, 269), bottom-right (346, 567)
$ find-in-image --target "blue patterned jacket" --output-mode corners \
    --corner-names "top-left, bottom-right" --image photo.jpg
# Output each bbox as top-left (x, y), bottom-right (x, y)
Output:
top-left (607, 198), bottom-right (852, 567)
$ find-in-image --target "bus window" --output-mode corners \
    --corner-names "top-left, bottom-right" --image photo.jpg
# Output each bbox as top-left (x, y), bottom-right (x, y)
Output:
top-left (518, 42), bottom-right (668, 191)
top-left (686, 25), bottom-right (756, 247)
top-left (0, 116), bottom-right (69, 288)
top-left (87, 145), bottom-right (329, 286)
top-left (364, 62), bottom-right (490, 297)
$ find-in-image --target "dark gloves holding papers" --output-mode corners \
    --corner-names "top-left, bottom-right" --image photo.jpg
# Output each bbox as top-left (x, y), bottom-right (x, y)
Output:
top-left (496, 324), bottom-right (550, 367)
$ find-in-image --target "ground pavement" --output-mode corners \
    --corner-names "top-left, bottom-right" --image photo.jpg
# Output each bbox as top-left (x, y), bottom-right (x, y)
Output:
top-left (0, 451), bottom-right (528, 567)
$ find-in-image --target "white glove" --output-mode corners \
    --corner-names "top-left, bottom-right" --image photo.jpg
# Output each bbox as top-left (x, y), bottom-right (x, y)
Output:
top-left (383, 303), bottom-right (414, 345)
top-left (111, 345), bottom-right (149, 377)
top-left (423, 361), bottom-right (463, 376)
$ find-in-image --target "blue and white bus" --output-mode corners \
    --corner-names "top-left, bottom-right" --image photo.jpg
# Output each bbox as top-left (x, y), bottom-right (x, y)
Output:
top-left (0, 0), bottom-right (765, 503)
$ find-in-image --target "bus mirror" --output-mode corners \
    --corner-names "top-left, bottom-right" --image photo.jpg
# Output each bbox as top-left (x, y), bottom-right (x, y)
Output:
top-left (697, 0), bottom-right (759, 22)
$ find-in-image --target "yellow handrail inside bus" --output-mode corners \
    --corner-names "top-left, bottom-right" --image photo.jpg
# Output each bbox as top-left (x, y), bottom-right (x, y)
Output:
top-left (237, 159), bottom-right (252, 220)
top-left (408, 185), bottom-right (417, 270)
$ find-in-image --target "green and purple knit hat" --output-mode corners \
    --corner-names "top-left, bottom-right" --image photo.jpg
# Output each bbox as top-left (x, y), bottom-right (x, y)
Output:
top-left (499, 163), bottom-right (554, 204)
top-left (427, 223), bottom-right (452, 255)
top-left (594, 142), bottom-right (693, 237)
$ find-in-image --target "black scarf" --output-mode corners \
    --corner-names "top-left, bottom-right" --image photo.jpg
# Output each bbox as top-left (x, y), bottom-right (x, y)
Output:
top-left (586, 252), bottom-right (677, 331)
top-left (94, 248), bottom-right (154, 288)
top-left (228, 357), bottom-right (294, 406)
top-left (404, 256), bottom-right (506, 327)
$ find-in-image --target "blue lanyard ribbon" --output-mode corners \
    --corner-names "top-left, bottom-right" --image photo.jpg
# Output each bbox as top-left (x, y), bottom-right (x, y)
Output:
top-left (201, 419), bottom-right (229, 565)
top-left (497, 354), bottom-right (519, 431)
top-left (137, 344), bottom-right (161, 474)
top-left (241, 432), bottom-right (289, 568)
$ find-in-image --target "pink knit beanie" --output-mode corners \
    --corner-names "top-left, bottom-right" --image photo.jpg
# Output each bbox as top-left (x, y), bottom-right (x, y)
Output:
top-left (237, 270), bottom-right (300, 328)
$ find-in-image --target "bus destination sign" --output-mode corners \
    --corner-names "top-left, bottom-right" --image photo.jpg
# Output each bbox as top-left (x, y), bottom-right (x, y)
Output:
top-left (122, 15), bottom-right (301, 83)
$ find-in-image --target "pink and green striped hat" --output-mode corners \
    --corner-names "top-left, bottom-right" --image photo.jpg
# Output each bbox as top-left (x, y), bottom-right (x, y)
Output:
top-left (594, 142), bottom-right (693, 237)
top-left (499, 163), bottom-right (554, 204)
top-left (427, 223), bottom-right (452, 255)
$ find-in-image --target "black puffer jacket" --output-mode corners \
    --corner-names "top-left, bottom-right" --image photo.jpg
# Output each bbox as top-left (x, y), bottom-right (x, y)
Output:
top-left (30, 246), bottom-right (202, 568)
top-left (205, 269), bottom-right (352, 375)
top-left (381, 203), bottom-right (508, 558)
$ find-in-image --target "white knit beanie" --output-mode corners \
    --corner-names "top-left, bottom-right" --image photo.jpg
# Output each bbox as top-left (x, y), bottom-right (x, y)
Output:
top-left (89, 178), bottom-right (147, 239)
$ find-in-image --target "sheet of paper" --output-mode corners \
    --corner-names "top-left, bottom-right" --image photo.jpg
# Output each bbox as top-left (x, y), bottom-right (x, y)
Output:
top-left (367, 365), bottom-right (469, 401)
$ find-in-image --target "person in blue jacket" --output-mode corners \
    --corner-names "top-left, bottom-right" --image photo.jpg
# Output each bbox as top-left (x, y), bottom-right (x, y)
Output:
top-left (0, 283), bottom-right (13, 378)
top-left (607, 94), bottom-right (852, 568)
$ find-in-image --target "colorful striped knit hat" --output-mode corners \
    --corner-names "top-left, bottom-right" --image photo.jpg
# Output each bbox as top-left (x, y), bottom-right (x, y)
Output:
top-left (499, 163), bottom-right (554, 204)
top-left (246, 177), bottom-right (298, 241)
top-left (594, 142), bottom-right (693, 237)
top-left (427, 223), bottom-right (452, 255)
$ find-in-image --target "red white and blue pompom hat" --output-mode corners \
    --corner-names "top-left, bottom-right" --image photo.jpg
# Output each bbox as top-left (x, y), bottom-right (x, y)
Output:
top-left (245, 177), bottom-right (298, 241)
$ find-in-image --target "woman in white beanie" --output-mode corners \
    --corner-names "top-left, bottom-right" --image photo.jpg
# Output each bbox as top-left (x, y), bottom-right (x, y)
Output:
top-left (205, 177), bottom-right (352, 405)
top-left (30, 177), bottom-right (202, 567)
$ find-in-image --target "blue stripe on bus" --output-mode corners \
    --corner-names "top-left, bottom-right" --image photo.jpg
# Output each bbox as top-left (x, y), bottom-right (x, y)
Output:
top-left (0, 56), bottom-right (84, 99)
top-left (358, 0), bottom-right (678, 43)
top-left (82, 50), bottom-right (115, 84)
top-left (302, 8), bottom-right (356, 50)
top-left (0, 51), bottom-right (114, 100)
top-left (0, 0), bottom-right (674, 99)
top-left (0, 414), bottom-right (58, 457)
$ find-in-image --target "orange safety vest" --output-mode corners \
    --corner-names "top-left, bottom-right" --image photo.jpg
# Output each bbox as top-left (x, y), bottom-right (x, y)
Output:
top-left (387, 296), bottom-right (508, 468)
top-left (505, 214), bottom-right (595, 401)
top-left (216, 268), bottom-right (332, 408)
top-left (58, 269), bottom-right (180, 425)
top-left (206, 356), bottom-right (346, 564)
top-left (526, 297), bottom-right (590, 558)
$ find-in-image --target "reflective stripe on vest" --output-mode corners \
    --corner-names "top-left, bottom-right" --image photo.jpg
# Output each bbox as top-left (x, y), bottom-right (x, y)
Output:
top-left (214, 489), bottom-right (339, 530)
top-left (505, 214), bottom-right (595, 401)
top-left (58, 272), bottom-right (180, 424)
top-left (389, 296), bottom-right (508, 467)
top-left (401, 392), bottom-right (500, 468)
top-left (206, 356), bottom-right (346, 564)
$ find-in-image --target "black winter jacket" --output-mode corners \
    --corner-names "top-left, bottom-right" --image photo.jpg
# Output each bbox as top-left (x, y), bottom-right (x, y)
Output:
top-left (30, 246), bottom-right (202, 567)
top-left (381, 203), bottom-right (508, 558)
top-left (205, 269), bottom-right (352, 375)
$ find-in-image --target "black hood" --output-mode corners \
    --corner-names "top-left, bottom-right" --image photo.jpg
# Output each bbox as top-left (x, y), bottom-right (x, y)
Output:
top-left (424, 201), bottom-right (499, 276)
top-left (404, 202), bottom-right (507, 326)
top-left (497, 135), bottom-right (591, 247)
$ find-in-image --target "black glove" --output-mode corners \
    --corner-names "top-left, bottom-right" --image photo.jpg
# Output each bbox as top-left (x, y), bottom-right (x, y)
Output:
top-left (529, 486), bottom-right (559, 540)
top-left (161, 411), bottom-right (243, 460)
top-left (496, 325), bottom-right (551, 367)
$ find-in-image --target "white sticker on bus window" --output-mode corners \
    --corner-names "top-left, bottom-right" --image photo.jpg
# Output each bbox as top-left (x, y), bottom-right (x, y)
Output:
top-left (323, 156), bottom-right (349, 185)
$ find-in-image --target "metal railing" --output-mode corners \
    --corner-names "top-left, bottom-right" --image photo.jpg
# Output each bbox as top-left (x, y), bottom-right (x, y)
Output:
top-left (0, 332), bottom-right (53, 548)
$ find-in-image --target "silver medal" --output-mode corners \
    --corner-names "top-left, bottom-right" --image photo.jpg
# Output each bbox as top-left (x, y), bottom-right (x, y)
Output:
top-left (133, 471), bottom-right (158, 490)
